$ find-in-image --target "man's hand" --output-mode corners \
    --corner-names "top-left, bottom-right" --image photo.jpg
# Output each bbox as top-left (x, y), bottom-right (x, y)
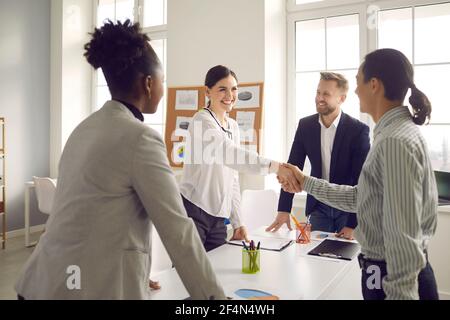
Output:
top-left (276, 164), bottom-right (302, 193)
top-left (265, 212), bottom-right (292, 232)
top-left (231, 226), bottom-right (249, 242)
top-left (279, 163), bottom-right (306, 193)
top-left (336, 227), bottom-right (354, 240)
top-left (149, 279), bottom-right (161, 290)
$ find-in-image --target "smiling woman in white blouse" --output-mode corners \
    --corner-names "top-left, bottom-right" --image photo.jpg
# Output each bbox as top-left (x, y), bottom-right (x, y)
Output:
top-left (280, 48), bottom-right (439, 300)
top-left (179, 65), bottom-right (297, 252)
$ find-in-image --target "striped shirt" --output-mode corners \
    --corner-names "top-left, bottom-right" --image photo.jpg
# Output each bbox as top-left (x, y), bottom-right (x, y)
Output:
top-left (304, 106), bottom-right (438, 300)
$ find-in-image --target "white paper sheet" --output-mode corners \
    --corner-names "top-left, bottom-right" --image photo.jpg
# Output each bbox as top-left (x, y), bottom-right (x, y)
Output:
top-left (175, 90), bottom-right (198, 110)
top-left (172, 142), bottom-right (186, 164)
top-left (236, 111), bottom-right (255, 142)
top-left (235, 86), bottom-right (260, 109)
top-left (174, 116), bottom-right (192, 137)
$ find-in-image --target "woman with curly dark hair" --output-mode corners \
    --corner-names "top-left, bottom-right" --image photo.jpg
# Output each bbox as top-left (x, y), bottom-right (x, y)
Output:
top-left (15, 20), bottom-right (226, 300)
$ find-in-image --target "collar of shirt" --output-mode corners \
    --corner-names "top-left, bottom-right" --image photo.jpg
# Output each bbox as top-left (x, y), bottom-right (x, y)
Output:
top-left (373, 106), bottom-right (410, 139)
top-left (204, 107), bottom-right (231, 131)
top-left (114, 99), bottom-right (144, 122)
top-left (318, 110), bottom-right (342, 129)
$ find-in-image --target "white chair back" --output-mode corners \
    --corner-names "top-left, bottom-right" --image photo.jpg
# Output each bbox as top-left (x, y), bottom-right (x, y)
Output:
top-left (150, 226), bottom-right (173, 275)
top-left (33, 176), bottom-right (57, 215)
top-left (241, 189), bottom-right (278, 232)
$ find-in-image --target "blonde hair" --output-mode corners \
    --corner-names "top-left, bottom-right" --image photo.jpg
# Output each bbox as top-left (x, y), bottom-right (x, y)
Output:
top-left (320, 72), bottom-right (349, 93)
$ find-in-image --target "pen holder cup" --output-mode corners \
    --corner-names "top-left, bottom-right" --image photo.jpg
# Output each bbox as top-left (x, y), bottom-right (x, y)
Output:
top-left (242, 249), bottom-right (261, 274)
top-left (296, 223), bottom-right (311, 244)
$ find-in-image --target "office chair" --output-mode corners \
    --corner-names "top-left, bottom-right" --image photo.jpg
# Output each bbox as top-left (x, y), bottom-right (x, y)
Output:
top-left (240, 189), bottom-right (278, 233)
top-left (32, 176), bottom-right (57, 215)
top-left (150, 226), bottom-right (173, 275)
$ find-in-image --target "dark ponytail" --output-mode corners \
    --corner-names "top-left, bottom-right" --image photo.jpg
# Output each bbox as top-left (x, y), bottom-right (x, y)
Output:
top-left (362, 48), bottom-right (432, 125)
top-left (409, 84), bottom-right (432, 125)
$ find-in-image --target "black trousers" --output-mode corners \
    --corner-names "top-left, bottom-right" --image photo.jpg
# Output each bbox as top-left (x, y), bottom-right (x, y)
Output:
top-left (181, 195), bottom-right (227, 252)
top-left (358, 252), bottom-right (439, 300)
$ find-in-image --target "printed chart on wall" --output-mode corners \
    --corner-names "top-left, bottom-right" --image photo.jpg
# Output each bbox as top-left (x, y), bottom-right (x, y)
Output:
top-left (165, 82), bottom-right (264, 168)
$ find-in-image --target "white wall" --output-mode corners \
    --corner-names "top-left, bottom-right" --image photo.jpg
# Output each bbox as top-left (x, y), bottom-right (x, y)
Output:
top-left (0, 0), bottom-right (51, 231)
top-left (263, 0), bottom-right (287, 191)
top-left (50, 0), bottom-right (93, 178)
top-left (168, 0), bottom-right (287, 190)
top-left (167, 0), bottom-right (265, 87)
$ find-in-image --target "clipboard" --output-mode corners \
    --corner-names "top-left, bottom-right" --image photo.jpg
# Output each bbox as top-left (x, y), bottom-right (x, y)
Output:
top-left (227, 236), bottom-right (293, 252)
top-left (308, 239), bottom-right (360, 261)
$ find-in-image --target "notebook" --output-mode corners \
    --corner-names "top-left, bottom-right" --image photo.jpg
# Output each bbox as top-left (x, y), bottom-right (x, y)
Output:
top-left (308, 239), bottom-right (360, 261)
top-left (434, 170), bottom-right (450, 206)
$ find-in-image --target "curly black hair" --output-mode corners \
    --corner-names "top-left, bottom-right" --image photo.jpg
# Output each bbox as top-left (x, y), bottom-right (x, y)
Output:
top-left (84, 19), bottom-right (161, 94)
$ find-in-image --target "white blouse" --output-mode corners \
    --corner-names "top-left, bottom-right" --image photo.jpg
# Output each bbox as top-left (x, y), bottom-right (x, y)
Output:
top-left (180, 109), bottom-right (274, 229)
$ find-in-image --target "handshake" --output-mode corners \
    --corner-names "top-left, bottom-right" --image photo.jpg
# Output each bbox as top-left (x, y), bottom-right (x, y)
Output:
top-left (276, 163), bottom-right (306, 194)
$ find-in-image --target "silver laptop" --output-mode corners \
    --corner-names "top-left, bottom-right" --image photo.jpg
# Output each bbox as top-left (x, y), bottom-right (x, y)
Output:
top-left (434, 170), bottom-right (450, 206)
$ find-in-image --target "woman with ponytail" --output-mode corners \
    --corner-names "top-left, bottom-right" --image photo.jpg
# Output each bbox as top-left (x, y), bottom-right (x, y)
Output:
top-left (280, 48), bottom-right (439, 300)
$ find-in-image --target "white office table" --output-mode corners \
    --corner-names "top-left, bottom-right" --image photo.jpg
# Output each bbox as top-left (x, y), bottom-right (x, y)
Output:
top-left (148, 229), bottom-right (359, 300)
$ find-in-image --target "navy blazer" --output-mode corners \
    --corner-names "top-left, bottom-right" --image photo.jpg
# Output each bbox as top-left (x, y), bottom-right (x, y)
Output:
top-left (278, 112), bottom-right (370, 228)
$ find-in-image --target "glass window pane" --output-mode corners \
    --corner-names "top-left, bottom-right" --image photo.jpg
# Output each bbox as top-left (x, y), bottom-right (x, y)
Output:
top-left (144, 95), bottom-right (165, 124)
top-left (296, 19), bottom-right (325, 72)
top-left (97, 0), bottom-right (115, 27)
top-left (146, 39), bottom-right (167, 125)
top-left (378, 8), bottom-right (413, 62)
top-left (326, 15), bottom-right (359, 70)
top-left (414, 64), bottom-right (450, 124)
top-left (115, 0), bottom-right (135, 23)
top-left (143, 0), bottom-right (166, 27)
top-left (419, 125), bottom-right (450, 172)
top-left (147, 124), bottom-right (164, 137)
top-left (96, 85), bottom-right (111, 111)
top-left (296, 72), bottom-right (321, 119)
top-left (415, 3), bottom-right (450, 64)
top-left (150, 39), bottom-right (165, 73)
top-left (97, 69), bottom-right (107, 86)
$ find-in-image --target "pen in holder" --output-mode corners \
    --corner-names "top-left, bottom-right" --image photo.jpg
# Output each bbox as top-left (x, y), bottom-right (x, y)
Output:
top-left (242, 248), bottom-right (260, 274)
top-left (291, 213), bottom-right (311, 244)
top-left (295, 222), bottom-right (311, 244)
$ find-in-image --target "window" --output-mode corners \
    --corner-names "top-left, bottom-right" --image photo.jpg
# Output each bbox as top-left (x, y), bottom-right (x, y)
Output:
top-left (289, 0), bottom-right (450, 173)
top-left (292, 10), bottom-right (360, 175)
top-left (295, 14), bottom-right (360, 122)
top-left (94, 0), bottom-right (168, 136)
top-left (377, 2), bottom-right (450, 172)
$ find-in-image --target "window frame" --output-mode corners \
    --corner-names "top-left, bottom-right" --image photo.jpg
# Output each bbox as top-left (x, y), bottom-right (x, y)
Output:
top-left (287, 0), bottom-right (450, 159)
top-left (91, 0), bottom-right (168, 135)
top-left (286, 2), bottom-right (369, 151)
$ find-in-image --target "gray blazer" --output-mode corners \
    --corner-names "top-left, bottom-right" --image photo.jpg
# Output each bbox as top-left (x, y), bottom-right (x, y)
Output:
top-left (15, 101), bottom-right (226, 299)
